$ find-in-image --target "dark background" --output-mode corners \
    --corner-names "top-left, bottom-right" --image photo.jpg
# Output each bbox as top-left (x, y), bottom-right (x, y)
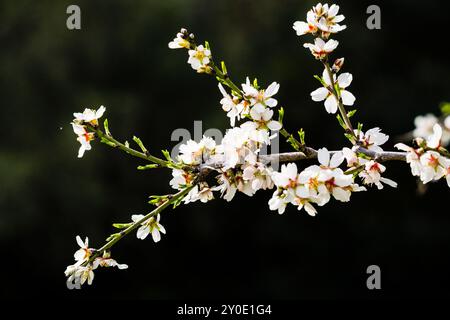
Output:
top-left (1, 0), bottom-right (449, 299)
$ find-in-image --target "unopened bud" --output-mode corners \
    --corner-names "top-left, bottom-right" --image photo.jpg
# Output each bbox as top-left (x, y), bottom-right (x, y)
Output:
top-left (332, 58), bottom-right (345, 73)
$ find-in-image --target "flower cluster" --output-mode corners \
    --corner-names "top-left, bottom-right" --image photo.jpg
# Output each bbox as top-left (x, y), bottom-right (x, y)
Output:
top-left (269, 148), bottom-right (366, 215)
top-left (168, 28), bottom-right (212, 73)
top-left (293, 3), bottom-right (346, 39)
top-left (295, 4), bottom-right (355, 115)
top-left (65, 236), bottom-right (127, 288)
top-left (396, 124), bottom-right (450, 187)
top-left (169, 122), bottom-right (276, 204)
top-left (66, 3), bottom-right (450, 290)
top-left (71, 106), bottom-right (105, 158)
top-left (219, 79), bottom-right (282, 129)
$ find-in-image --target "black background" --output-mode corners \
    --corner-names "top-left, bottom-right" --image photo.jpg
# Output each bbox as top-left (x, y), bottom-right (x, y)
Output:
top-left (0, 0), bottom-right (449, 299)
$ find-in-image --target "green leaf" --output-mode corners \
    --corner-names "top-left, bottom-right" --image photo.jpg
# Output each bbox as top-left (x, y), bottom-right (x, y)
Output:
top-left (112, 223), bottom-right (132, 229)
top-left (133, 136), bottom-right (148, 153)
top-left (336, 114), bottom-right (346, 129)
top-left (137, 164), bottom-right (159, 170)
top-left (344, 133), bottom-right (354, 143)
top-left (253, 78), bottom-right (259, 89)
top-left (287, 135), bottom-right (300, 151)
top-left (314, 75), bottom-right (327, 87)
top-left (103, 119), bottom-right (111, 136)
top-left (347, 109), bottom-right (357, 118)
top-left (161, 149), bottom-right (172, 161)
top-left (298, 128), bottom-right (305, 145)
top-left (106, 233), bottom-right (120, 242)
top-left (278, 107), bottom-right (285, 124)
top-left (204, 41), bottom-right (210, 50)
top-left (357, 122), bottom-right (363, 136)
top-left (221, 61), bottom-right (228, 75)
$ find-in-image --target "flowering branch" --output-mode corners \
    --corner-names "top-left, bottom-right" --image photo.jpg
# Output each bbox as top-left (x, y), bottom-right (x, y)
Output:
top-left (65, 3), bottom-right (450, 289)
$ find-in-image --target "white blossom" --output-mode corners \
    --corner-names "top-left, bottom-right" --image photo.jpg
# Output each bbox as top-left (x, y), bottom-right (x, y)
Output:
top-left (395, 143), bottom-right (422, 177)
top-left (218, 83), bottom-right (243, 127)
top-left (414, 114), bottom-right (450, 146)
top-left (183, 182), bottom-right (215, 203)
top-left (356, 127), bottom-right (389, 152)
top-left (216, 171), bottom-right (238, 202)
top-left (419, 151), bottom-right (447, 184)
top-left (132, 214), bottom-right (166, 242)
top-left (311, 69), bottom-right (355, 113)
top-left (426, 123), bottom-right (442, 149)
top-left (74, 235), bottom-right (92, 263)
top-left (65, 264), bottom-right (95, 287)
top-left (303, 38), bottom-right (339, 60)
top-left (168, 29), bottom-right (191, 49)
top-left (293, 3), bottom-right (346, 37)
top-left (250, 107), bottom-right (282, 131)
top-left (187, 45), bottom-right (211, 72)
top-left (71, 123), bottom-right (95, 158)
top-left (359, 161), bottom-right (397, 190)
top-left (242, 77), bottom-right (280, 111)
top-left (293, 10), bottom-right (318, 36)
top-left (93, 252), bottom-right (128, 270)
top-left (73, 106), bottom-right (106, 126)
top-left (178, 136), bottom-right (216, 165)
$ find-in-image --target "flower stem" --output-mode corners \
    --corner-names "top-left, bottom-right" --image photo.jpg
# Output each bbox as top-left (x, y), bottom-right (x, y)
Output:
top-left (89, 186), bottom-right (195, 261)
top-left (323, 61), bottom-right (357, 141)
top-left (88, 124), bottom-right (169, 167)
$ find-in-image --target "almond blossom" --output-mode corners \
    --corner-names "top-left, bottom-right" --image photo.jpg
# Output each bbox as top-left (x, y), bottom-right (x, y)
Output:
top-left (74, 236), bottom-right (92, 263)
top-left (395, 125), bottom-right (450, 187)
top-left (132, 214), bottom-right (166, 242)
top-left (358, 161), bottom-right (398, 190)
top-left (72, 123), bottom-right (95, 158)
top-left (73, 106), bottom-right (106, 126)
top-left (168, 28), bottom-right (191, 49)
top-left (303, 38), bottom-right (339, 60)
top-left (93, 252), bottom-right (128, 270)
top-left (355, 127), bottom-right (389, 152)
top-left (242, 77), bottom-right (280, 111)
top-left (249, 107), bottom-right (282, 131)
top-left (65, 236), bottom-right (127, 288)
top-left (413, 114), bottom-right (450, 146)
top-left (218, 83), bottom-right (243, 127)
top-left (310, 69), bottom-right (355, 114)
top-left (293, 3), bottom-right (346, 38)
top-left (187, 45), bottom-right (211, 73)
top-left (178, 136), bottom-right (216, 165)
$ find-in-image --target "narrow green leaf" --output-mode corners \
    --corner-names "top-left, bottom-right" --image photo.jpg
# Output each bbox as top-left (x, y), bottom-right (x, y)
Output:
top-left (298, 128), bottom-right (305, 145)
top-left (278, 107), bottom-right (285, 124)
top-left (336, 114), bottom-right (346, 129)
top-left (137, 164), bottom-right (159, 170)
top-left (347, 109), bottom-right (357, 118)
top-left (112, 223), bottom-right (132, 229)
top-left (133, 136), bottom-right (148, 153)
top-left (103, 119), bottom-right (111, 136)
top-left (221, 61), bottom-right (228, 75)
top-left (161, 150), bottom-right (172, 161)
